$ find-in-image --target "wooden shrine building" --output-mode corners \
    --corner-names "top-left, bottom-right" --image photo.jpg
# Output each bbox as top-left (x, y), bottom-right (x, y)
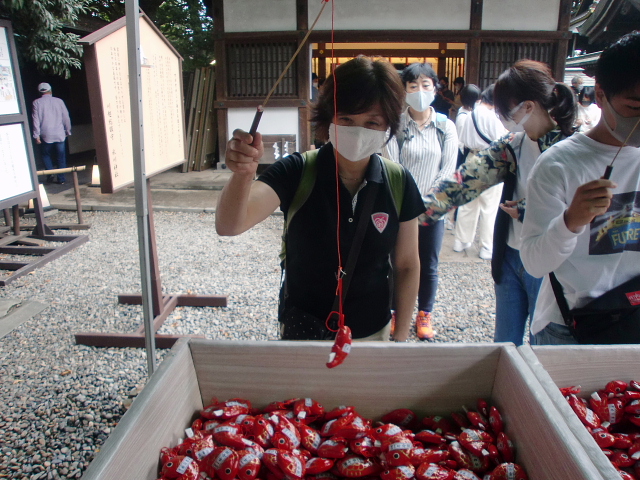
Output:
top-left (211, 0), bottom-right (572, 167)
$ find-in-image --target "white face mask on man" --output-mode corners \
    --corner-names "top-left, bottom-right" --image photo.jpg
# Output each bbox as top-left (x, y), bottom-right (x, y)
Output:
top-left (602, 95), bottom-right (640, 147)
top-left (405, 90), bottom-right (435, 112)
top-left (499, 102), bottom-right (532, 133)
top-left (328, 123), bottom-right (386, 162)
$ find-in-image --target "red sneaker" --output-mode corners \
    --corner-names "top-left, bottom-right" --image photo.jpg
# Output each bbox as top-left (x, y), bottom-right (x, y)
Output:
top-left (416, 311), bottom-right (435, 341)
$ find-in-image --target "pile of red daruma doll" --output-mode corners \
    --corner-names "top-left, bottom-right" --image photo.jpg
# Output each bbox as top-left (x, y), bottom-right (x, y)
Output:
top-left (562, 380), bottom-right (640, 480)
top-left (158, 397), bottom-right (528, 480)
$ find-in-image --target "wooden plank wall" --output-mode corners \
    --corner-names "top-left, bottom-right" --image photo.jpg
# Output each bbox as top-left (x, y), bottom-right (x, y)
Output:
top-left (182, 67), bottom-right (217, 172)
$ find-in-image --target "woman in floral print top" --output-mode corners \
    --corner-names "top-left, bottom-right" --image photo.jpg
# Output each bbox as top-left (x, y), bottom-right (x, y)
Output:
top-left (421, 60), bottom-right (577, 346)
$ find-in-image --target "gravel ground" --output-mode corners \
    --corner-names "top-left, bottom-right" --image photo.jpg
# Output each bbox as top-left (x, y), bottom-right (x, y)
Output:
top-left (0, 210), bottom-right (495, 479)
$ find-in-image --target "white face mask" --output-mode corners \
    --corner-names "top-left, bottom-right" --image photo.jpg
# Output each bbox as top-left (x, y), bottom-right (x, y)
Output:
top-left (602, 96), bottom-right (640, 147)
top-left (329, 123), bottom-right (386, 162)
top-left (499, 102), bottom-right (532, 133)
top-left (405, 90), bottom-right (435, 112)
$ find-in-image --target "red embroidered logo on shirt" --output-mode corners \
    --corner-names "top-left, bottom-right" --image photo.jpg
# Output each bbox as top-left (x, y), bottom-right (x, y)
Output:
top-left (626, 291), bottom-right (640, 306)
top-left (372, 213), bottom-right (389, 233)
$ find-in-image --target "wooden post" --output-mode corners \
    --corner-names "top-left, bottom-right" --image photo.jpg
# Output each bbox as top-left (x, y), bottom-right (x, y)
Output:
top-left (72, 171), bottom-right (84, 225)
top-left (318, 43), bottom-right (327, 81)
top-left (213, 0), bottom-right (227, 168)
top-left (297, 0), bottom-right (311, 151)
top-left (554, 0), bottom-right (573, 80)
top-left (12, 205), bottom-right (19, 236)
top-left (466, 37), bottom-right (481, 87)
top-left (470, 0), bottom-right (483, 30)
top-left (437, 43), bottom-right (447, 80)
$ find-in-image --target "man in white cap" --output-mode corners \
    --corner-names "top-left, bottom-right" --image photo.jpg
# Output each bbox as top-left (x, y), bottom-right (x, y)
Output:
top-left (32, 82), bottom-right (71, 184)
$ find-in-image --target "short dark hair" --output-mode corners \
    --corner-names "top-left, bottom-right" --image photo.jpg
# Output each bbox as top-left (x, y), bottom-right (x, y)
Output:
top-left (440, 76), bottom-right (449, 84)
top-left (494, 59), bottom-right (576, 137)
top-left (460, 84), bottom-right (481, 110)
top-left (481, 84), bottom-right (495, 106)
top-left (579, 86), bottom-right (595, 104)
top-left (400, 62), bottom-right (438, 88)
top-left (311, 56), bottom-right (405, 142)
top-left (595, 31), bottom-right (640, 99)
top-left (453, 76), bottom-right (465, 86)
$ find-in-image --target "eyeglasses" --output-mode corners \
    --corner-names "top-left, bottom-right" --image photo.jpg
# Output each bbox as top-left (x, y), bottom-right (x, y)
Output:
top-left (497, 101), bottom-right (525, 121)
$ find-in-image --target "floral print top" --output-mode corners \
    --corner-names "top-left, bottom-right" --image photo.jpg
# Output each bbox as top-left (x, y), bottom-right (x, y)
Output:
top-left (420, 129), bottom-right (567, 225)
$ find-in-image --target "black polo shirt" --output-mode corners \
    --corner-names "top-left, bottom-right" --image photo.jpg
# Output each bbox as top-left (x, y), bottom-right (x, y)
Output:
top-left (258, 143), bottom-right (425, 338)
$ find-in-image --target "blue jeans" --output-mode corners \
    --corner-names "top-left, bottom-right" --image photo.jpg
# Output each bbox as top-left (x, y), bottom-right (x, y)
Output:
top-left (494, 245), bottom-right (543, 345)
top-left (41, 141), bottom-right (67, 182)
top-left (533, 322), bottom-right (578, 345)
top-left (417, 220), bottom-right (445, 313)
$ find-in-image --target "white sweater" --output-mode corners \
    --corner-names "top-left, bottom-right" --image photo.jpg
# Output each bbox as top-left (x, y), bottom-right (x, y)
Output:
top-left (521, 133), bottom-right (640, 334)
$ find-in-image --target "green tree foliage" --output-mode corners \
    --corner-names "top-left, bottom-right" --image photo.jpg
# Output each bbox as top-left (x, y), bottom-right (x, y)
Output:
top-left (93, 0), bottom-right (214, 72)
top-left (2, 0), bottom-right (213, 79)
top-left (91, 0), bottom-right (164, 24)
top-left (155, 0), bottom-right (214, 72)
top-left (0, 0), bottom-right (91, 79)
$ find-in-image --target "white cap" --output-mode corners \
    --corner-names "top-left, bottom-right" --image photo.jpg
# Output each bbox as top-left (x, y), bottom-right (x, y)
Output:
top-left (38, 82), bottom-right (51, 93)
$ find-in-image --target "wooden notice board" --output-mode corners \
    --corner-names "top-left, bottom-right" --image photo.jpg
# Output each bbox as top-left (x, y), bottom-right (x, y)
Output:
top-left (81, 15), bottom-right (186, 193)
top-left (0, 20), bottom-right (89, 287)
top-left (0, 21), bottom-right (38, 209)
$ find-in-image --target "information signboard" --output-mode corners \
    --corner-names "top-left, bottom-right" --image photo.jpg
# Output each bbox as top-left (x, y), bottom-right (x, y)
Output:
top-left (81, 15), bottom-right (186, 193)
top-left (0, 22), bottom-right (37, 209)
top-left (0, 27), bottom-right (20, 116)
top-left (0, 123), bottom-right (32, 201)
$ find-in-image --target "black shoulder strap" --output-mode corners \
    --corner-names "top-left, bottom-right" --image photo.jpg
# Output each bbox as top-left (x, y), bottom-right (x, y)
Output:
top-left (491, 141), bottom-right (518, 284)
top-left (379, 155), bottom-right (405, 217)
top-left (549, 272), bottom-right (573, 327)
top-left (471, 109), bottom-right (492, 145)
top-left (338, 181), bottom-right (379, 304)
top-left (280, 150), bottom-right (319, 263)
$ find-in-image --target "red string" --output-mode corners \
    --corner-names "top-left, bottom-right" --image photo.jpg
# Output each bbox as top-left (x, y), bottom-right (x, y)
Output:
top-left (325, 0), bottom-right (344, 332)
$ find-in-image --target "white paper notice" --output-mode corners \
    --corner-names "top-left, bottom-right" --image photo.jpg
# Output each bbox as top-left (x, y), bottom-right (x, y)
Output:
top-left (0, 123), bottom-right (33, 202)
top-left (0, 27), bottom-right (20, 116)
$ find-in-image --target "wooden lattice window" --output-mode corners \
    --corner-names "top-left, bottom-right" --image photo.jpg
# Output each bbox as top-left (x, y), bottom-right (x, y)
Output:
top-left (479, 42), bottom-right (556, 89)
top-left (227, 42), bottom-right (298, 98)
top-left (445, 57), bottom-right (465, 84)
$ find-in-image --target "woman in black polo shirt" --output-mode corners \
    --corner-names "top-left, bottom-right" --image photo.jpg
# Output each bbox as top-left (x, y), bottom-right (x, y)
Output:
top-left (216, 56), bottom-right (425, 342)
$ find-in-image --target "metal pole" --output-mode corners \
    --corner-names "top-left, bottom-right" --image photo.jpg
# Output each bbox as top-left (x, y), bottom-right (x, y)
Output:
top-left (125, 0), bottom-right (156, 376)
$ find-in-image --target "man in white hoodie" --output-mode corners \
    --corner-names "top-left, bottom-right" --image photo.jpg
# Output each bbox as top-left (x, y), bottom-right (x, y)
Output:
top-left (521, 31), bottom-right (640, 345)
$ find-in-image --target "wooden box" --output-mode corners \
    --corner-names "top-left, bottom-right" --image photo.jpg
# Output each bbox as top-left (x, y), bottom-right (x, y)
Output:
top-left (81, 340), bottom-right (606, 480)
top-left (519, 345), bottom-right (640, 479)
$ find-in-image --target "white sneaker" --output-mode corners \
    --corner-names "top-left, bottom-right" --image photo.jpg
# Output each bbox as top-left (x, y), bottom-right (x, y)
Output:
top-left (453, 239), bottom-right (472, 252)
top-left (479, 247), bottom-right (493, 260)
